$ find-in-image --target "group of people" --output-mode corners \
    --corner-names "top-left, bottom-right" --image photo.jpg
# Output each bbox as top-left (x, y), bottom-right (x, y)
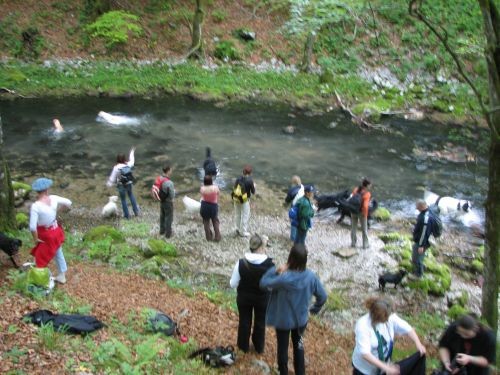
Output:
top-left (25, 148), bottom-right (495, 375)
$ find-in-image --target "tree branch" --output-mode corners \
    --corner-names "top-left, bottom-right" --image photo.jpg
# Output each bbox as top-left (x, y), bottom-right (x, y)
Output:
top-left (409, 0), bottom-right (499, 139)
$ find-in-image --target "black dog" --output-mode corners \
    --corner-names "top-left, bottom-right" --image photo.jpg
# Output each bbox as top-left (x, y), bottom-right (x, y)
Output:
top-left (0, 232), bottom-right (22, 268)
top-left (315, 190), bottom-right (349, 211)
top-left (337, 199), bottom-right (378, 226)
top-left (378, 270), bottom-right (407, 292)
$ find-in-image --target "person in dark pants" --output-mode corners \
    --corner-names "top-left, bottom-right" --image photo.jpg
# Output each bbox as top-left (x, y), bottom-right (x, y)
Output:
top-left (438, 314), bottom-right (496, 375)
top-left (260, 244), bottom-right (327, 375)
top-left (230, 234), bottom-right (274, 353)
top-left (412, 200), bottom-right (433, 277)
top-left (159, 165), bottom-right (175, 238)
top-left (200, 175), bottom-right (221, 241)
top-left (294, 185), bottom-right (315, 245)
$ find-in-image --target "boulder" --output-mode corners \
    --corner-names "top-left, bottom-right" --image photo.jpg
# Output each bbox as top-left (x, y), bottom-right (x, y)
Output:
top-left (332, 247), bottom-right (357, 259)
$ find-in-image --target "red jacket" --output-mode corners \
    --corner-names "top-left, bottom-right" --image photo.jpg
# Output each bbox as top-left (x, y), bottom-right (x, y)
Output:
top-left (352, 187), bottom-right (371, 218)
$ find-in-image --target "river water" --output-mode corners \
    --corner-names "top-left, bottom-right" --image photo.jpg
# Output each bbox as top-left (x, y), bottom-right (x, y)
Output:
top-left (0, 96), bottom-right (487, 222)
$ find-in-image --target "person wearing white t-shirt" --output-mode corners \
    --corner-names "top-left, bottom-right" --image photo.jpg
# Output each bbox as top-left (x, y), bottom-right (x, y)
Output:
top-left (29, 178), bottom-right (72, 284)
top-left (352, 297), bottom-right (426, 375)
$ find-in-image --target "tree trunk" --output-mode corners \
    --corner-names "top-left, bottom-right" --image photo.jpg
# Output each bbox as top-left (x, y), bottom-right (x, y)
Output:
top-left (300, 31), bottom-right (316, 73)
top-left (187, 0), bottom-right (204, 60)
top-left (0, 116), bottom-right (16, 232)
top-left (478, 0), bottom-right (500, 334)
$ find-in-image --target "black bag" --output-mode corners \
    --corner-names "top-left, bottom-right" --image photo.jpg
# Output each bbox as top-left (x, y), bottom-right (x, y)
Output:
top-left (148, 311), bottom-right (177, 336)
top-left (344, 192), bottom-right (363, 214)
top-left (429, 210), bottom-right (443, 238)
top-left (189, 345), bottom-right (236, 368)
top-left (119, 165), bottom-right (135, 185)
top-left (23, 309), bottom-right (104, 334)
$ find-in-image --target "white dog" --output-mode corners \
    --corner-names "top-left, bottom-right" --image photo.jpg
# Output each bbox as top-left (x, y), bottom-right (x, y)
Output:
top-left (97, 111), bottom-right (140, 126)
top-left (182, 196), bottom-right (201, 215)
top-left (102, 196), bottom-right (119, 217)
top-left (424, 190), bottom-right (472, 217)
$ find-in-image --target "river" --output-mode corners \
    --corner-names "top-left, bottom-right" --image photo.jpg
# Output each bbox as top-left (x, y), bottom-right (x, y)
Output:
top-left (0, 96), bottom-right (487, 222)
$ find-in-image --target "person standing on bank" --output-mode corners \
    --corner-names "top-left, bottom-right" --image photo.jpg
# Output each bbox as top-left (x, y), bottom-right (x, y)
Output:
top-left (260, 244), bottom-right (327, 375)
top-left (107, 147), bottom-right (139, 219)
top-left (158, 165), bottom-right (175, 238)
top-left (232, 165), bottom-right (256, 237)
top-left (285, 175), bottom-right (304, 242)
top-left (294, 185), bottom-right (315, 245)
top-left (412, 199), bottom-right (433, 278)
top-left (352, 296), bottom-right (426, 375)
top-left (351, 178), bottom-right (372, 249)
top-left (200, 175), bottom-right (221, 241)
top-left (29, 178), bottom-right (72, 284)
top-left (230, 234), bottom-right (274, 353)
top-left (438, 314), bottom-right (496, 375)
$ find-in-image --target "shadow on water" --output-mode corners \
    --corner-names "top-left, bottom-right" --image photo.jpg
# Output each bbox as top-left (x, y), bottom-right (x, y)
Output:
top-left (0, 96), bottom-right (488, 221)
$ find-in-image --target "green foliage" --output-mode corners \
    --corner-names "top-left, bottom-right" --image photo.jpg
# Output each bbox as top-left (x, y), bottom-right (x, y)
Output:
top-left (15, 212), bottom-right (28, 229)
top-left (373, 207), bottom-right (391, 222)
top-left (324, 290), bottom-right (348, 312)
top-left (83, 225), bottom-right (125, 243)
top-left (139, 256), bottom-right (163, 277)
top-left (120, 221), bottom-right (151, 238)
top-left (85, 10), bottom-right (143, 50)
top-left (87, 238), bottom-right (113, 261)
top-left (407, 255), bottom-right (452, 296)
top-left (147, 239), bottom-right (177, 257)
top-left (37, 322), bottom-right (66, 351)
top-left (3, 346), bottom-right (28, 364)
top-left (379, 232), bottom-right (408, 244)
top-left (214, 40), bottom-right (240, 61)
top-left (447, 304), bottom-right (468, 320)
top-left (471, 259), bottom-right (484, 273)
top-left (211, 9), bottom-right (227, 23)
top-left (403, 311), bottom-right (446, 337)
top-left (15, 27), bottom-right (45, 60)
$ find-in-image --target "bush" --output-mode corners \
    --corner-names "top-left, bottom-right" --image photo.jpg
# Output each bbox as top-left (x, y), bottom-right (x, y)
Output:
top-left (447, 304), bottom-right (468, 320)
top-left (214, 40), bottom-right (240, 61)
top-left (211, 9), bottom-right (227, 23)
top-left (147, 239), bottom-right (177, 257)
top-left (85, 10), bottom-right (143, 49)
top-left (15, 212), bottom-right (28, 229)
top-left (373, 207), bottom-right (391, 221)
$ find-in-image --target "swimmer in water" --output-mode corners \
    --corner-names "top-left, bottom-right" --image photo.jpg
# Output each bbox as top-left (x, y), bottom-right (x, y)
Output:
top-left (53, 119), bottom-right (64, 133)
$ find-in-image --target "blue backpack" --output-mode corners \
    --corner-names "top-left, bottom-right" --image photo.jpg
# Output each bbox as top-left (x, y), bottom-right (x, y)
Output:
top-left (288, 204), bottom-right (299, 227)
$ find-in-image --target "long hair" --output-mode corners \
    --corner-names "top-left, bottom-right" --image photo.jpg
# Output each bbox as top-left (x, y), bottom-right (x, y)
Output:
top-left (116, 153), bottom-right (126, 164)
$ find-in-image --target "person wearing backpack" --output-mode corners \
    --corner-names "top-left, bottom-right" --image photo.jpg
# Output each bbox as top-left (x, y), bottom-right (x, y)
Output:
top-left (232, 165), bottom-right (255, 237)
top-left (285, 175), bottom-right (304, 242)
top-left (294, 185), bottom-right (315, 245)
top-left (157, 165), bottom-right (175, 238)
top-left (411, 200), bottom-right (434, 278)
top-left (230, 234), bottom-right (274, 353)
top-left (106, 147), bottom-right (139, 219)
top-left (260, 244), bottom-right (327, 375)
top-left (350, 178), bottom-right (372, 249)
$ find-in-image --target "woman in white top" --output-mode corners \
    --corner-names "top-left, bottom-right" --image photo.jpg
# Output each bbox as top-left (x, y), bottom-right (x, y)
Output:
top-left (106, 147), bottom-right (139, 219)
top-left (352, 297), bottom-right (426, 375)
top-left (29, 178), bottom-right (72, 284)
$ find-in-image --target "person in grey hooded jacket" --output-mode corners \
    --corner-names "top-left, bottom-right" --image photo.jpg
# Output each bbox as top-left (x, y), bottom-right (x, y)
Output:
top-left (260, 243), bottom-right (327, 375)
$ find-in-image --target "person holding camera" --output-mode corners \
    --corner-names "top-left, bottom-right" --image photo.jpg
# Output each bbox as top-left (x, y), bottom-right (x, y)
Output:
top-left (438, 314), bottom-right (496, 375)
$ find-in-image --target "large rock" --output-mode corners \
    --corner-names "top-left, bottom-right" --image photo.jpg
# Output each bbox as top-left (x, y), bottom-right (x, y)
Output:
top-left (332, 247), bottom-right (358, 259)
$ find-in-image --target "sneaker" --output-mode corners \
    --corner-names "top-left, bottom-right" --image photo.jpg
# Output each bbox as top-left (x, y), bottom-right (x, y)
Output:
top-left (55, 273), bottom-right (66, 284)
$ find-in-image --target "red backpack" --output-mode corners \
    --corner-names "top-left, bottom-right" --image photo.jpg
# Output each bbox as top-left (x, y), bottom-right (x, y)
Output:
top-left (151, 176), bottom-right (170, 201)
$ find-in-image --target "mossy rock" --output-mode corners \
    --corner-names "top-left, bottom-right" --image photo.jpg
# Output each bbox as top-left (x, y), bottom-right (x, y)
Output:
top-left (400, 248), bottom-right (412, 261)
top-left (447, 304), bottom-right (468, 320)
top-left (147, 239), bottom-right (177, 257)
top-left (12, 181), bottom-right (32, 199)
top-left (352, 103), bottom-right (383, 123)
top-left (471, 259), bottom-right (484, 273)
top-left (457, 291), bottom-right (469, 307)
top-left (16, 212), bottom-right (29, 229)
top-left (379, 232), bottom-right (408, 244)
top-left (477, 246), bottom-right (484, 261)
top-left (399, 259), bottom-right (412, 272)
top-left (373, 207), bottom-right (391, 222)
top-left (83, 225), bottom-right (125, 243)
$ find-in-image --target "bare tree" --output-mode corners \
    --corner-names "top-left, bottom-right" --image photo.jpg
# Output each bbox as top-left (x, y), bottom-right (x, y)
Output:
top-left (410, 0), bottom-right (499, 333)
top-left (0, 115), bottom-right (16, 232)
top-left (186, 0), bottom-right (204, 60)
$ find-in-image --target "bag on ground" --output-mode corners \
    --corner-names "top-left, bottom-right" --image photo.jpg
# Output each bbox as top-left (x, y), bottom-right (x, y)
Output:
top-left (147, 310), bottom-right (177, 336)
top-left (189, 346), bottom-right (236, 368)
top-left (23, 309), bottom-right (104, 334)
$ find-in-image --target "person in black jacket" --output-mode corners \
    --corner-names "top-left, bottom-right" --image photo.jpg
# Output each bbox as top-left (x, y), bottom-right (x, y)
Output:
top-left (438, 314), bottom-right (496, 375)
top-left (229, 234), bottom-right (274, 353)
top-left (412, 200), bottom-right (433, 278)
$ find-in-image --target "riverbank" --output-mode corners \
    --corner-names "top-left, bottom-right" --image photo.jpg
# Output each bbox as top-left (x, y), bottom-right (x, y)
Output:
top-left (0, 59), bottom-right (486, 128)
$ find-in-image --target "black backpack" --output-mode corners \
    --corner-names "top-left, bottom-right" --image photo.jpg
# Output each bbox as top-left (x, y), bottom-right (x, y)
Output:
top-left (23, 310), bottom-right (104, 334)
top-left (118, 165), bottom-right (135, 185)
top-left (344, 191), bottom-right (363, 214)
top-left (429, 210), bottom-right (443, 238)
top-left (189, 346), bottom-right (236, 368)
top-left (148, 311), bottom-right (178, 336)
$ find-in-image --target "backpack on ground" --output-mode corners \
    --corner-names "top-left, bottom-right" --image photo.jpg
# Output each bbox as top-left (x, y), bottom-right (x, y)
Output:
top-left (429, 210), bottom-right (443, 238)
top-left (151, 176), bottom-right (170, 201)
top-left (147, 310), bottom-right (178, 336)
top-left (344, 191), bottom-right (363, 214)
top-left (189, 346), bottom-right (236, 368)
top-left (231, 178), bottom-right (248, 203)
top-left (23, 309), bottom-right (104, 334)
top-left (118, 165), bottom-right (135, 185)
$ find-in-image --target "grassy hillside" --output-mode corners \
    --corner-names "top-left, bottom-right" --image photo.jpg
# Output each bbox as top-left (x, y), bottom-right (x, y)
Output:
top-left (0, 0), bottom-right (489, 119)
